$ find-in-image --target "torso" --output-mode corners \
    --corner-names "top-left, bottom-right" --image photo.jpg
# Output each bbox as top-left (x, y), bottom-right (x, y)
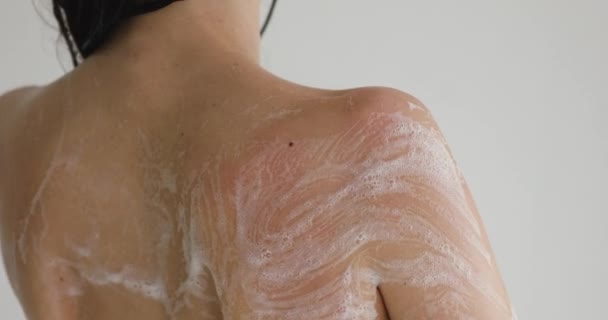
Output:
top-left (0, 56), bottom-right (514, 320)
top-left (0, 62), bottom-right (393, 319)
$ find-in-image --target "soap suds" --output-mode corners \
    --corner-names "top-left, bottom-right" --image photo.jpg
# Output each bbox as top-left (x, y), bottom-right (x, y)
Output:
top-left (14, 103), bottom-right (514, 319)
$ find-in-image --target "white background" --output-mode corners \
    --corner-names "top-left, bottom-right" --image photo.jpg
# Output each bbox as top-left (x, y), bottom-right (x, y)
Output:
top-left (1, 0), bottom-right (607, 319)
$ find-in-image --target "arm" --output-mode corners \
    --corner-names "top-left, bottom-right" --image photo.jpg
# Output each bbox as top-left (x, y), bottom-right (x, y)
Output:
top-left (0, 86), bottom-right (57, 319)
top-left (0, 88), bottom-right (25, 306)
top-left (353, 87), bottom-right (515, 319)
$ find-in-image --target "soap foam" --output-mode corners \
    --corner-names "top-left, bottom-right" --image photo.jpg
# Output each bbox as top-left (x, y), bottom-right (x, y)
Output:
top-left (15, 102), bottom-right (515, 319)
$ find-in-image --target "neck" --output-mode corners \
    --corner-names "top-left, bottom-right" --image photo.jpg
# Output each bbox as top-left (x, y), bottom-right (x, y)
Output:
top-left (97, 0), bottom-right (262, 68)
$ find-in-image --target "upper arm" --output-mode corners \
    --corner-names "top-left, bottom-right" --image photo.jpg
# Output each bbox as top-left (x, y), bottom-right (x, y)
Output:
top-left (0, 86), bottom-right (38, 201)
top-left (0, 86), bottom-right (40, 146)
top-left (346, 88), bottom-right (514, 319)
top-left (0, 86), bottom-right (39, 298)
top-left (0, 87), bottom-right (30, 215)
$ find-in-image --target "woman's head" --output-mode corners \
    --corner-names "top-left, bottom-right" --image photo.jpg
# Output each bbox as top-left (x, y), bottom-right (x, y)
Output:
top-left (53, 0), bottom-right (187, 67)
top-left (52, 0), bottom-right (160, 66)
top-left (52, 0), bottom-right (277, 67)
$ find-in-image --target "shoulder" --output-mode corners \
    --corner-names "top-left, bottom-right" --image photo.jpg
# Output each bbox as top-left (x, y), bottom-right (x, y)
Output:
top-left (345, 86), bottom-right (456, 184)
top-left (0, 85), bottom-right (45, 213)
top-left (347, 85), bottom-right (424, 105)
top-left (272, 85), bottom-right (442, 150)
top-left (345, 86), bottom-right (433, 121)
top-left (0, 86), bottom-right (41, 294)
top-left (269, 85), bottom-right (449, 173)
top-left (0, 85), bottom-right (40, 106)
top-left (0, 86), bottom-right (40, 158)
top-left (0, 86), bottom-right (45, 169)
top-left (334, 86), bottom-right (441, 141)
top-left (243, 85), bottom-right (433, 144)
top-left (329, 85), bottom-right (455, 187)
top-left (0, 86), bottom-right (42, 131)
top-left (327, 89), bottom-right (515, 317)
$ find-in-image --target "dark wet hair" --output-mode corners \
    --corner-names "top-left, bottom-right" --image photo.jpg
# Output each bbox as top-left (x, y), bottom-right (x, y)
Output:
top-left (52, 0), bottom-right (278, 67)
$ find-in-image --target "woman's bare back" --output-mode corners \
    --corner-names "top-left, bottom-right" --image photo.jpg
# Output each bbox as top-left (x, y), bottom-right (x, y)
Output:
top-left (0, 60), bottom-right (514, 319)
